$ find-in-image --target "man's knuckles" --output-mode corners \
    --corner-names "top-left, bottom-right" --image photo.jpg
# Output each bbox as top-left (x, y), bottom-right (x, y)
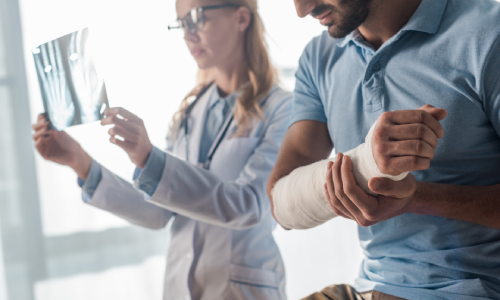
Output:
top-left (374, 141), bottom-right (391, 156)
top-left (378, 111), bottom-right (392, 124)
top-left (377, 157), bottom-right (394, 175)
top-left (414, 110), bottom-right (427, 124)
top-left (373, 125), bottom-right (390, 141)
top-left (407, 140), bottom-right (433, 158)
top-left (406, 156), bottom-right (430, 171)
top-left (357, 218), bottom-right (375, 227)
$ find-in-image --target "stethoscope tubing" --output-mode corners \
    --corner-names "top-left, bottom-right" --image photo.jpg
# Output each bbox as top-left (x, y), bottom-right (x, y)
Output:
top-left (180, 82), bottom-right (276, 170)
top-left (181, 82), bottom-right (230, 170)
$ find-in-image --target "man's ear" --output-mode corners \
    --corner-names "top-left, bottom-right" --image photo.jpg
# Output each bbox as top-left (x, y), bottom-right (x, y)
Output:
top-left (235, 6), bottom-right (252, 32)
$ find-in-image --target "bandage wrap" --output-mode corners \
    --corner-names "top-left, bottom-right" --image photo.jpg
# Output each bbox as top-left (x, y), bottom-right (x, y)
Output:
top-left (272, 120), bottom-right (409, 230)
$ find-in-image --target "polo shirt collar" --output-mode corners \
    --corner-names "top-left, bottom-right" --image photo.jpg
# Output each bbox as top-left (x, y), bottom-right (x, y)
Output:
top-left (336, 0), bottom-right (448, 47)
top-left (402, 0), bottom-right (448, 34)
top-left (337, 29), bottom-right (363, 47)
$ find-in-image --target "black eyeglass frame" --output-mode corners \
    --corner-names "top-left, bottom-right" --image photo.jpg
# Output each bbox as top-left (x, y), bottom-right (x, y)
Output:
top-left (168, 4), bottom-right (241, 34)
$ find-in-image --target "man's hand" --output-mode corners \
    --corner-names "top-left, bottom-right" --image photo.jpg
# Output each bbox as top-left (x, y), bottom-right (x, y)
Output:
top-left (324, 154), bottom-right (421, 226)
top-left (371, 104), bottom-right (447, 175)
top-left (324, 104), bottom-right (447, 226)
top-left (101, 107), bottom-right (153, 168)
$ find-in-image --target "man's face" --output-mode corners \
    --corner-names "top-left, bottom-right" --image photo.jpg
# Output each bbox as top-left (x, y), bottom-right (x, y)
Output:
top-left (295, 0), bottom-right (373, 38)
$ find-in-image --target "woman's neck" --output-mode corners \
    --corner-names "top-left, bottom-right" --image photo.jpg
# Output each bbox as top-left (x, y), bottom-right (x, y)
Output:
top-left (212, 47), bottom-right (249, 97)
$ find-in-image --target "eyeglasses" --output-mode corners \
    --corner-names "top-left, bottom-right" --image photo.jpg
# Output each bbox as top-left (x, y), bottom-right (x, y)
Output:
top-left (168, 4), bottom-right (240, 34)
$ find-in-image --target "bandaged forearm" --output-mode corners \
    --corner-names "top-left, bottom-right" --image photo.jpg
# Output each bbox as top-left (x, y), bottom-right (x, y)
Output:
top-left (272, 120), bottom-right (409, 230)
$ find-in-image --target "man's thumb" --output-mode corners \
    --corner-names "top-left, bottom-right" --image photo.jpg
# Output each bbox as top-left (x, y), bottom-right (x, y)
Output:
top-left (418, 104), bottom-right (448, 121)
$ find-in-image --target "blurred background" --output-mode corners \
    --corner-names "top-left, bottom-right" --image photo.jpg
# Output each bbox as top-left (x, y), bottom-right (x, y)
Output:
top-left (0, 0), bottom-right (365, 299)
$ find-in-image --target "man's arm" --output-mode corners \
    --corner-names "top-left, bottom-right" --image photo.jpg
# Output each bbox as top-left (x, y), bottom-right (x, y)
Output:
top-left (267, 120), bottom-right (333, 217)
top-left (382, 181), bottom-right (500, 229)
top-left (325, 151), bottom-right (500, 230)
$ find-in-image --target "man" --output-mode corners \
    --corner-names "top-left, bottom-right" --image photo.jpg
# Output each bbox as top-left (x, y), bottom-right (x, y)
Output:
top-left (267, 0), bottom-right (500, 299)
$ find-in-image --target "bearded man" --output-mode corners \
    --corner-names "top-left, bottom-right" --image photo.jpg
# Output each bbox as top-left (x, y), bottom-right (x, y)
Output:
top-left (268, 0), bottom-right (500, 299)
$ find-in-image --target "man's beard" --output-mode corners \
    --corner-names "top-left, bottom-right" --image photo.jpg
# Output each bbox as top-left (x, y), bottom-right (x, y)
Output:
top-left (312, 0), bottom-right (373, 39)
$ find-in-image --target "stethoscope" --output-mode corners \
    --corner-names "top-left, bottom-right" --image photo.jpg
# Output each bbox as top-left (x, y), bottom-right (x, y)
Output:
top-left (180, 82), bottom-right (234, 170)
top-left (180, 82), bottom-right (276, 170)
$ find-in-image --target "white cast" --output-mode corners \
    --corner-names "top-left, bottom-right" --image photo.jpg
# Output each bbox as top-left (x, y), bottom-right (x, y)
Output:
top-left (272, 119), bottom-right (409, 230)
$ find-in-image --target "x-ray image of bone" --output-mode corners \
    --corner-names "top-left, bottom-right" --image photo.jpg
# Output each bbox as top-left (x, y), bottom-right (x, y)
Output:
top-left (33, 38), bottom-right (75, 130)
top-left (33, 27), bottom-right (109, 131)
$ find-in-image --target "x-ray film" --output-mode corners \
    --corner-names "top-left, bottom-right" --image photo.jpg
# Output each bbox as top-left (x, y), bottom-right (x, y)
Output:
top-left (32, 28), bottom-right (109, 131)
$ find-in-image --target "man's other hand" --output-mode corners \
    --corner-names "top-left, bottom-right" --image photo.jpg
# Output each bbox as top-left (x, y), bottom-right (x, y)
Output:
top-left (371, 104), bottom-right (447, 175)
top-left (324, 154), bottom-right (420, 227)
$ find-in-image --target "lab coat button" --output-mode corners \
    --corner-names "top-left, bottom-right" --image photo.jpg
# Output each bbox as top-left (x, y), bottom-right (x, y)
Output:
top-left (186, 253), bottom-right (192, 259)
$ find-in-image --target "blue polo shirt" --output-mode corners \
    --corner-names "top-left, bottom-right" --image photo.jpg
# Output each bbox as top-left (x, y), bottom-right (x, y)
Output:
top-left (292, 0), bottom-right (500, 299)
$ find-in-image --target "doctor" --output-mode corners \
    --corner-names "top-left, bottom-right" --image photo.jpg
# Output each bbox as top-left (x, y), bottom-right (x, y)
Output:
top-left (32, 0), bottom-right (291, 299)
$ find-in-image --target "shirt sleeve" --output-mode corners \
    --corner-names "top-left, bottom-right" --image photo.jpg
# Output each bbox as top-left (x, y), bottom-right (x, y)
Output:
top-left (482, 34), bottom-right (500, 137)
top-left (290, 38), bottom-right (327, 126)
top-left (77, 159), bottom-right (103, 203)
top-left (145, 91), bottom-right (293, 230)
top-left (133, 145), bottom-right (167, 197)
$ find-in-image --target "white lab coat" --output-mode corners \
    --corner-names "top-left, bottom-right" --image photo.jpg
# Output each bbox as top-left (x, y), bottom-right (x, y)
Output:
top-left (85, 84), bottom-right (292, 300)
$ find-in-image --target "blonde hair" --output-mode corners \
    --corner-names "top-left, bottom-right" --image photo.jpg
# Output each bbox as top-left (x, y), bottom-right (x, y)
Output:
top-left (169, 0), bottom-right (277, 138)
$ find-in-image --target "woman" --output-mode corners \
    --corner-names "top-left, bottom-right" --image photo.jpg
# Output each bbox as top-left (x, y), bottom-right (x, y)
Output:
top-left (32, 0), bottom-right (291, 299)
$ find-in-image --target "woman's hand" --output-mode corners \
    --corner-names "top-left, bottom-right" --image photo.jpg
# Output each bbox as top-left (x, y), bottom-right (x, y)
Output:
top-left (32, 114), bottom-right (92, 179)
top-left (101, 107), bottom-right (153, 169)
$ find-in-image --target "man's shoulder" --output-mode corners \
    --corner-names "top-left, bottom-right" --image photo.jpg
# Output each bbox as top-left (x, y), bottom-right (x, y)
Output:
top-left (300, 31), bottom-right (344, 65)
top-left (435, 0), bottom-right (500, 69)
top-left (440, 0), bottom-right (500, 39)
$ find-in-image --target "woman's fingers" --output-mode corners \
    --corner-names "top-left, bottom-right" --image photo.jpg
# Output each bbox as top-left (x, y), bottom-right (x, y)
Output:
top-left (108, 126), bottom-right (137, 143)
top-left (101, 114), bottom-right (139, 132)
top-left (33, 128), bottom-right (50, 140)
top-left (37, 113), bottom-right (47, 123)
top-left (34, 135), bottom-right (56, 156)
top-left (35, 134), bottom-right (50, 147)
top-left (32, 123), bottom-right (49, 135)
top-left (104, 107), bottom-right (139, 122)
top-left (32, 120), bottom-right (49, 131)
top-left (109, 136), bottom-right (134, 151)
